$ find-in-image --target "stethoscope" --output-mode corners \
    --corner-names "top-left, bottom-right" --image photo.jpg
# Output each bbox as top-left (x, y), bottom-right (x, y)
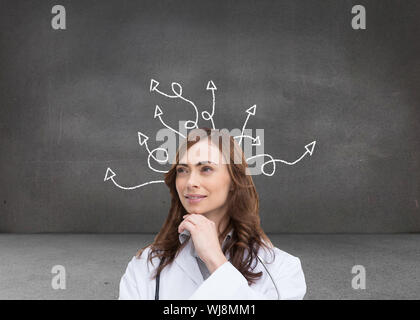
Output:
top-left (154, 254), bottom-right (280, 300)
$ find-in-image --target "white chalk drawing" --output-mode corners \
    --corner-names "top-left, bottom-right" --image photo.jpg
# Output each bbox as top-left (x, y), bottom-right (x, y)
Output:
top-left (137, 131), bottom-right (169, 173)
top-left (238, 105), bottom-right (257, 146)
top-left (105, 79), bottom-right (317, 190)
top-left (154, 105), bottom-right (186, 139)
top-left (201, 80), bottom-right (217, 130)
top-left (233, 134), bottom-right (261, 146)
top-left (104, 168), bottom-right (164, 190)
top-left (150, 79), bottom-right (199, 130)
top-left (246, 141), bottom-right (316, 177)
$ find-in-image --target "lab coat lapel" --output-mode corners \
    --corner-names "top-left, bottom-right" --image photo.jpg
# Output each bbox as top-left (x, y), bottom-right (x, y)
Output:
top-left (174, 238), bottom-right (204, 286)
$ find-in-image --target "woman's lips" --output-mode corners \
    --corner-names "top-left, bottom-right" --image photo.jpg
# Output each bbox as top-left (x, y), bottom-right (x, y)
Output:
top-left (185, 195), bottom-right (207, 204)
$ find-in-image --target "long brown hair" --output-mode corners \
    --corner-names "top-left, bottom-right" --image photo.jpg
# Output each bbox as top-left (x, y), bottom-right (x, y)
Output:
top-left (135, 128), bottom-right (274, 285)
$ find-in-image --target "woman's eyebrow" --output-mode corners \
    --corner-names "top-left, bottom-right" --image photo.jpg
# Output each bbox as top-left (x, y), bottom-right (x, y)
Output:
top-left (177, 161), bottom-right (216, 166)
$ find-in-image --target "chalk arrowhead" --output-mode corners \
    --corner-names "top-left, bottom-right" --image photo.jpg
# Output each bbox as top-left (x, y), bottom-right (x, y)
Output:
top-left (154, 105), bottom-right (163, 118)
top-left (252, 136), bottom-right (261, 146)
top-left (150, 79), bottom-right (159, 92)
top-left (138, 132), bottom-right (149, 146)
top-left (206, 80), bottom-right (217, 91)
top-left (104, 168), bottom-right (116, 181)
top-left (305, 141), bottom-right (316, 156)
top-left (246, 104), bottom-right (257, 116)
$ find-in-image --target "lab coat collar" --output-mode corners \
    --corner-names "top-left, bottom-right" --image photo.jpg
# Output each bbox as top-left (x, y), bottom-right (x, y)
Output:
top-left (175, 228), bottom-right (234, 286)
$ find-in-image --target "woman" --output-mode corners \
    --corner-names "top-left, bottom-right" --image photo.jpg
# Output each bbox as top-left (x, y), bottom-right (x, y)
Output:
top-left (119, 128), bottom-right (306, 299)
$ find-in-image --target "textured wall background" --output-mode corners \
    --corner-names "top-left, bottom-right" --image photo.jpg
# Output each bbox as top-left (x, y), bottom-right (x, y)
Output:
top-left (0, 0), bottom-right (419, 232)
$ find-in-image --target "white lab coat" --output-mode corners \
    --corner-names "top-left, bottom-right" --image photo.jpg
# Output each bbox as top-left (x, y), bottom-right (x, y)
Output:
top-left (118, 236), bottom-right (306, 300)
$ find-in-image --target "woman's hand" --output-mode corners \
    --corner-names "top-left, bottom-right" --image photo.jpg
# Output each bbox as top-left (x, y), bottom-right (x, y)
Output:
top-left (178, 214), bottom-right (228, 274)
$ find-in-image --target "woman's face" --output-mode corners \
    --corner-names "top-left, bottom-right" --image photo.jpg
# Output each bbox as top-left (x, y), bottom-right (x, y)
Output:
top-left (175, 139), bottom-right (232, 218)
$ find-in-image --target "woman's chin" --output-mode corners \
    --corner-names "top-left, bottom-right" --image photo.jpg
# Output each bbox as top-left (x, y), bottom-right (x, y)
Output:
top-left (187, 210), bottom-right (202, 215)
top-left (185, 207), bottom-right (206, 215)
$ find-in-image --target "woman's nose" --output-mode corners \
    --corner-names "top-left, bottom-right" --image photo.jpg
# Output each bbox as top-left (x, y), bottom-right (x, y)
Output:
top-left (186, 171), bottom-right (200, 188)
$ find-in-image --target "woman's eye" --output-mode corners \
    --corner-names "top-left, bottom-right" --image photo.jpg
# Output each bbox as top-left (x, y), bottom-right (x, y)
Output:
top-left (202, 166), bottom-right (213, 173)
top-left (176, 167), bottom-right (186, 174)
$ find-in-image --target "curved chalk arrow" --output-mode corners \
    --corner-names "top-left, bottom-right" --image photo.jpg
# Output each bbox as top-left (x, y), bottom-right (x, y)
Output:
top-left (246, 141), bottom-right (317, 176)
top-left (138, 131), bottom-right (168, 163)
top-left (153, 105), bottom-right (186, 138)
top-left (233, 135), bottom-right (261, 146)
top-left (201, 80), bottom-right (217, 129)
top-left (150, 79), bottom-right (199, 130)
top-left (150, 79), bottom-right (178, 98)
top-left (138, 130), bottom-right (170, 173)
top-left (238, 105), bottom-right (257, 146)
top-left (104, 168), bottom-right (164, 190)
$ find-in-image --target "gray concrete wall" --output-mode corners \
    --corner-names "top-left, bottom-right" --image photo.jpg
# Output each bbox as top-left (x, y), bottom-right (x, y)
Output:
top-left (0, 0), bottom-right (419, 233)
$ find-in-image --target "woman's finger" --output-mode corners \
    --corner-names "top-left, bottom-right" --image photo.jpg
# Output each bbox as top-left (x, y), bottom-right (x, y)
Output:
top-left (183, 215), bottom-right (198, 226)
top-left (178, 220), bottom-right (195, 234)
top-left (184, 213), bottom-right (207, 226)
